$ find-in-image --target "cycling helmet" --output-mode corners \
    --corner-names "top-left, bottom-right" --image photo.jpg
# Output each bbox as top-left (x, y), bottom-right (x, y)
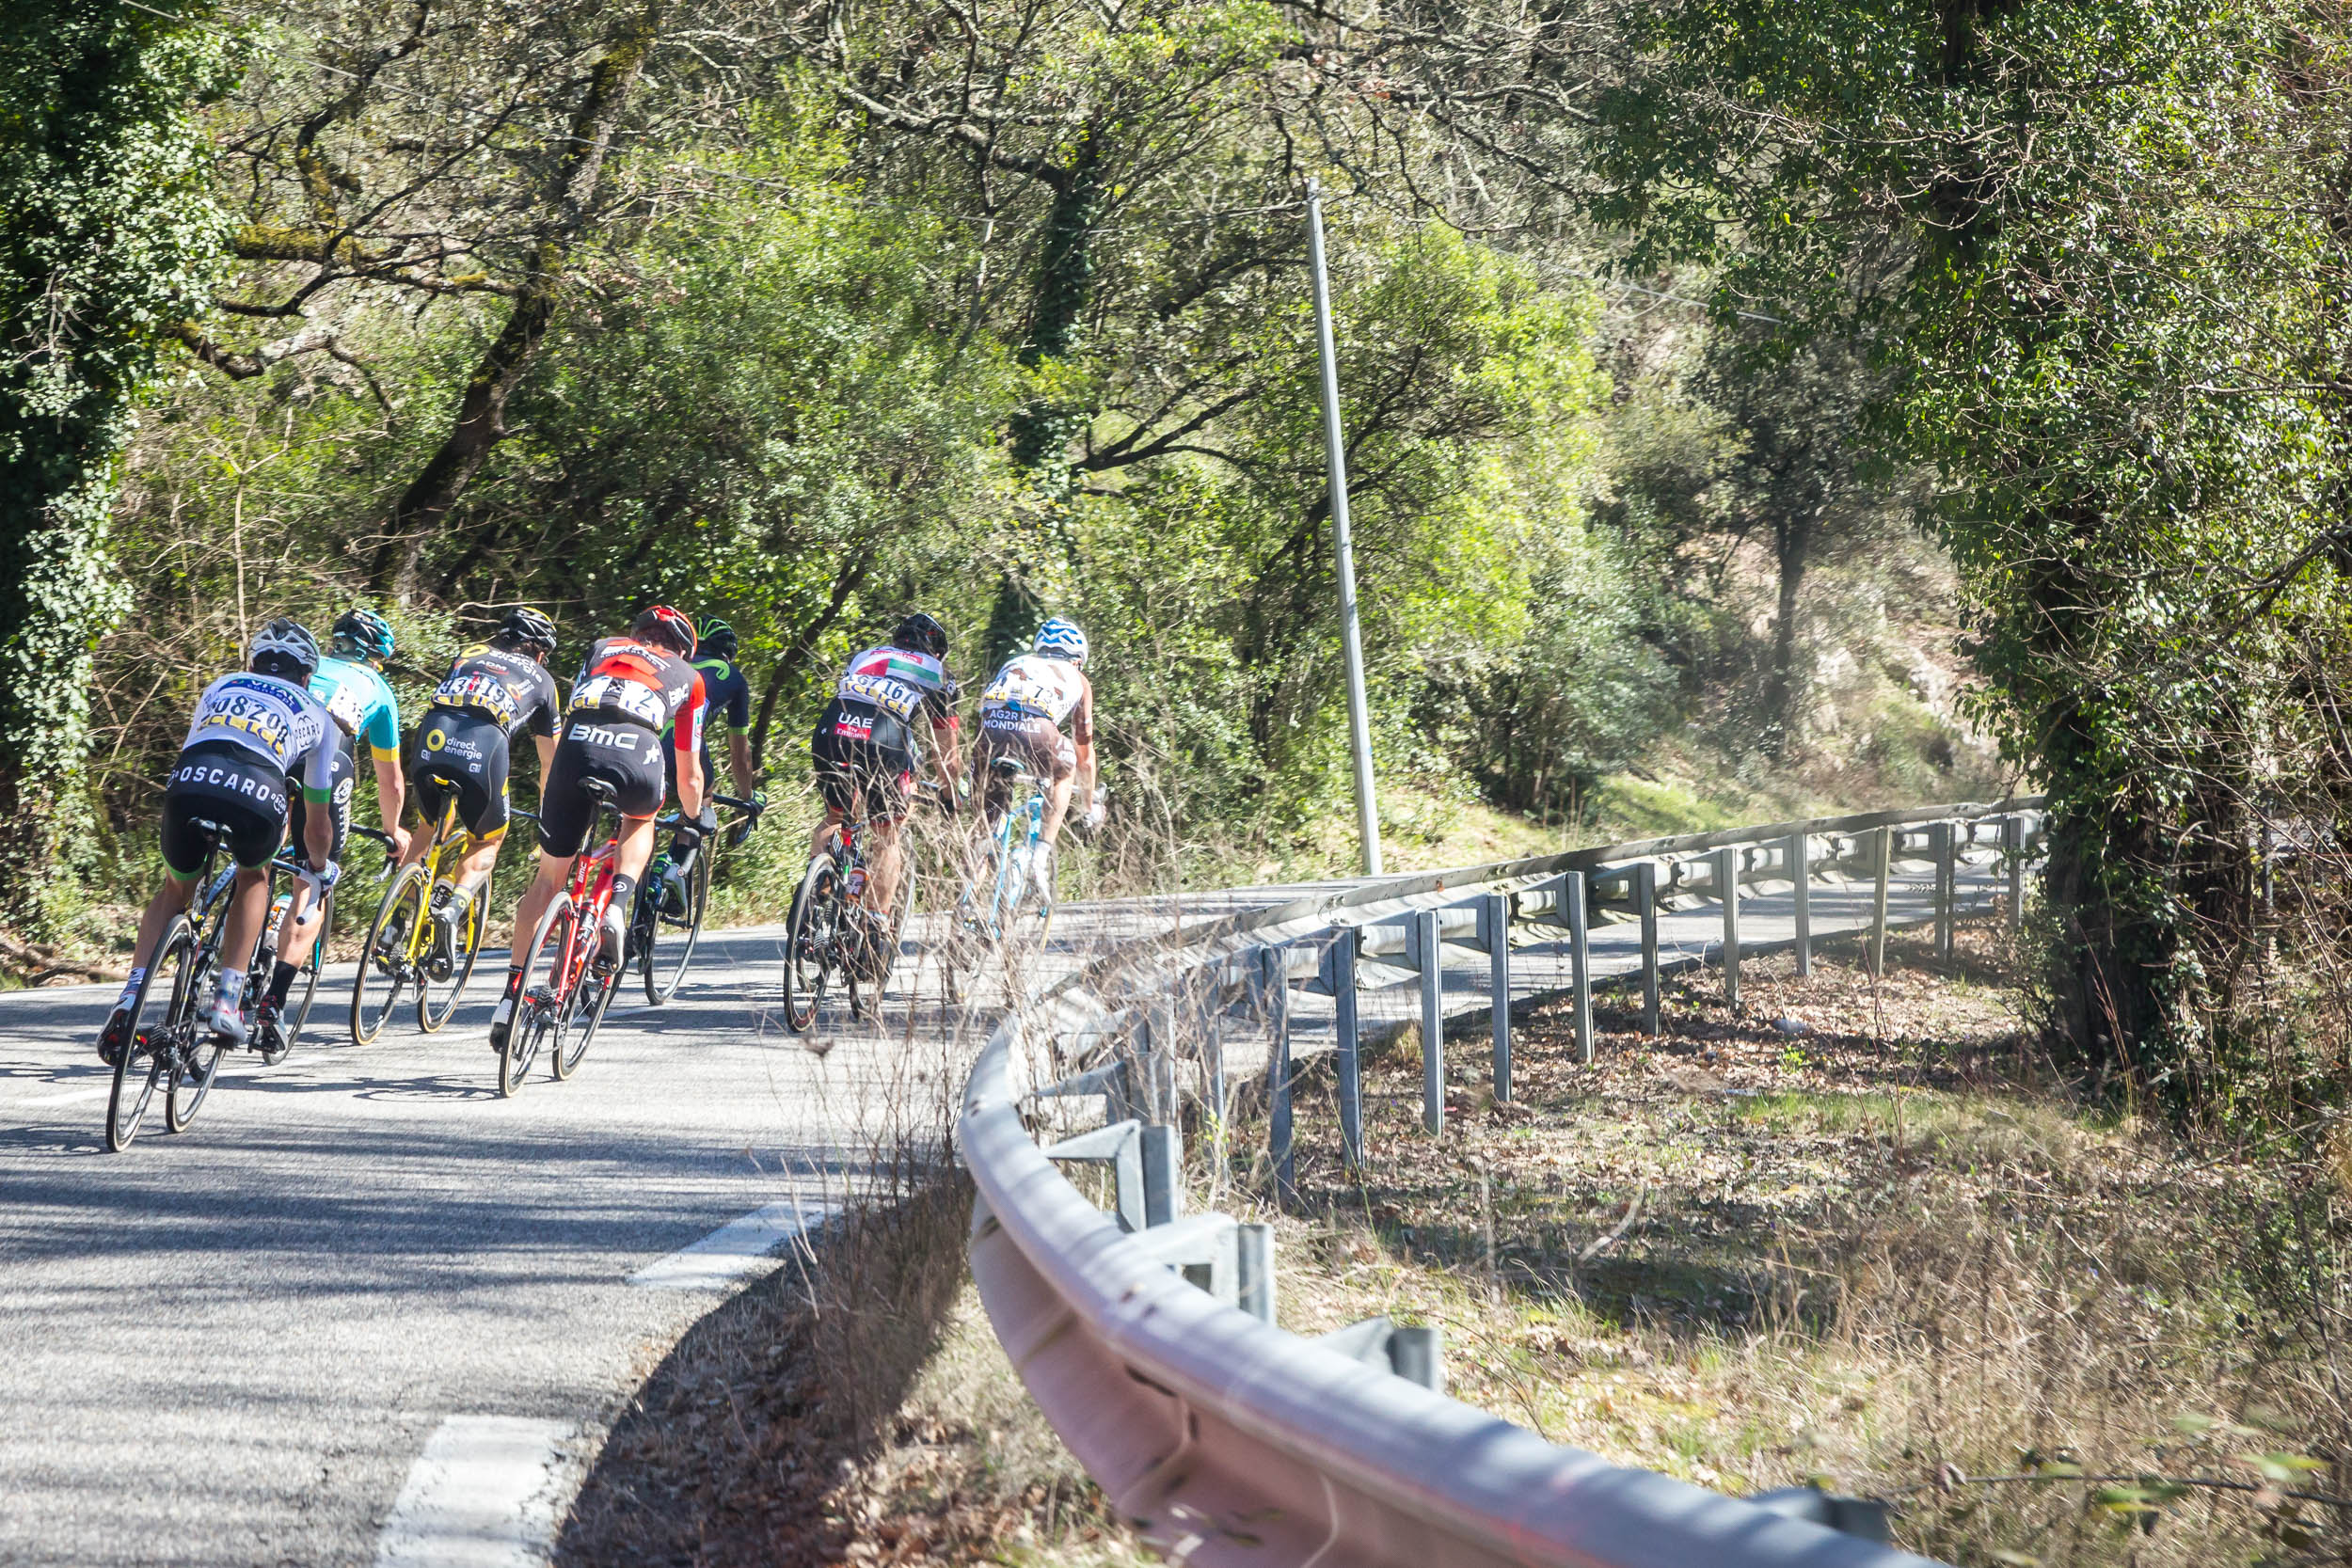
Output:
top-left (1032, 616), bottom-right (1089, 667)
top-left (892, 611), bottom-right (949, 660)
top-left (630, 604), bottom-right (697, 657)
top-left (696, 615), bottom-right (739, 661)
top-left (331, 607), bottom-right (396, 661)
top-left (499, 606), bottom-right (558, 657)
top-left (248, 617), bottom-right (323, 679)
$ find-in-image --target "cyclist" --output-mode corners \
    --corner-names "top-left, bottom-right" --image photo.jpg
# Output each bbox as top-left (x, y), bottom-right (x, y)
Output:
top-left (972, 616), bottom-right (1101, 898)
top-left (810, 612), bottom-right (962, 936)
top-left (255, 608), bottom-right (410, 1051)
top-left (657, 614), bottom-right (760, 908)
top-left (405, 606), bottom-right (563, 961)
top-left (99, 620), bottom-right (341, 1060)
top-left (490, 606), bottom-right (706, 1050)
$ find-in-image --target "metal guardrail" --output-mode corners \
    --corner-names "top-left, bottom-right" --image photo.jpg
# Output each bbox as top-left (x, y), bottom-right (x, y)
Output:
top-left (959, 798), bottom-right (2045, 1568)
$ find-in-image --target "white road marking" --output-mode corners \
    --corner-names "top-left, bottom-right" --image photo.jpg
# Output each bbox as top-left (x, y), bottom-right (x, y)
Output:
top-left (374, 1415), bottom-right (571, 1568)
top-left (12, 1085), bottom-right (111, 1108)
top-left (627, 1198), bottom-right (832, 1291)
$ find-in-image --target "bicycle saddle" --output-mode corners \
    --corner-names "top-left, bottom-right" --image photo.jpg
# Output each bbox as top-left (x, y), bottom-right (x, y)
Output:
top-left (989, 757), bottom-right (1031, 780)
top-left (580, 777), bottom-right (620, 803)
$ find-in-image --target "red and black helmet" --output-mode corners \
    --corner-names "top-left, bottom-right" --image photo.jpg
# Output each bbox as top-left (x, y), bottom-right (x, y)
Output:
top-left (630, 604), bottom-right (697, 657)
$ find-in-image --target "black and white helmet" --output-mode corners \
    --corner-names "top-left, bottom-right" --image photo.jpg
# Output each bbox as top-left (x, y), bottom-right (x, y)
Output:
top-left (247, 617), bottom-right (322, 679)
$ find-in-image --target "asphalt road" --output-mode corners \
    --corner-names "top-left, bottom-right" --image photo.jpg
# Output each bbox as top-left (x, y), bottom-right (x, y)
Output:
top-left (0, 919), bottom-right (992, 1568)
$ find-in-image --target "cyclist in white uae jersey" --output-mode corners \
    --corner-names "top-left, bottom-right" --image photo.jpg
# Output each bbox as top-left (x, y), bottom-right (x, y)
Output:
top-left (972, 616), bottom-right (1099, 899)
top-left (99, 620), bottom-right (342, 1061)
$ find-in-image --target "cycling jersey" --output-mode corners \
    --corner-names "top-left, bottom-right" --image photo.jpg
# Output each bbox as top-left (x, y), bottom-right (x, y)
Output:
top-left (979, 654), bottom-right (1092, 741)
top-left (693, 655), bottom-right (752, 735)
top-left (567, 637), bottom-right (706, 760)
top-left (834, 644), bottom-right (956, 725)
top-left (179, 673), bottom-right (339, 801)
top-left (309, 656), bottom-right (403, 760)
top-left (427, 643), bottom-right (560, 739)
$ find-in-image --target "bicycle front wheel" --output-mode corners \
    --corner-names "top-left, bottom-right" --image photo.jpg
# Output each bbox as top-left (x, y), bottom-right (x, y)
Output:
top-left (502, 895), bottom-right (574, 1098)
top-left (641, 848), bottom-right (710, 1006)
top-left (419, 885), bottom-right (485, 1034)
top-left (263, 890), bottom-right (330, 1066)
top-left (354, 865), bottom-right (427, 1044)
top-left (780, 857), bottom-right (837, 1034)
top-left (106, 915), bottom-right (191, 1152)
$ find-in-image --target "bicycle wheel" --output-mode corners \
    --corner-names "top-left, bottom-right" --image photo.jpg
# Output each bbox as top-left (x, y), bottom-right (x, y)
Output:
top-left (555, 933), bottom-right (619, 1080)
top-left (641, 846), bottom-right (710, 1005)
top-left (502, 895), bottom-right (574, 1098)
top-left (780, 857), bottom-right (837, 1034)
top-left (419, 884), bottom-right (485, 1034)
top-left (353, 864), bottom-right (427, 1044)
top-left (165, 922), bottom-right (230, 1135)
top-left (105, 915), bottom-right (191, 1152)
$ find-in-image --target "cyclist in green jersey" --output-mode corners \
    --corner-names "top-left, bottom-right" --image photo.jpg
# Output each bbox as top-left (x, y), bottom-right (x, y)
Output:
top-left (658, 616), bottom-right (760, 903)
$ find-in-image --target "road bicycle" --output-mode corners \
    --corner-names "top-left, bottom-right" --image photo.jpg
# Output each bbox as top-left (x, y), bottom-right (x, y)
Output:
top-left (351, 795), bottom-right (489, 1041)
top-left (632, 791), bottom-right (762, 1005)
top-left (102, 824), bottom-right (387, 1152)
top-left (500, 779), bottom-right (632, 1097)
top-left (941, 759), bottom-right (1057, 1000)
top-left (781, 792), bottom-right (933, 1032)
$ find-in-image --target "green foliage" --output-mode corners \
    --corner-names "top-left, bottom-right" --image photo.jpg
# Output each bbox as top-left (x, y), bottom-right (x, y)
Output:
top-left (0, 0), bottom-right (235, 922)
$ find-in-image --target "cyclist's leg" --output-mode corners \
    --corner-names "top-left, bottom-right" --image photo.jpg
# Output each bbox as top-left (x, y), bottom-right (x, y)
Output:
top-left (110, 792), bottom-right (215, 1040)
top-left (1036, 727), bottom-right (1080, 848)
top-left (860, 746), bottom-right (917, 914)
top-left (270, 742), bottom-right (352, 1006)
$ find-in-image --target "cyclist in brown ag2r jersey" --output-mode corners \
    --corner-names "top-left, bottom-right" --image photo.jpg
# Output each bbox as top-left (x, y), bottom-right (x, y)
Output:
top-left (490, 606), bottom-right (706, 1051)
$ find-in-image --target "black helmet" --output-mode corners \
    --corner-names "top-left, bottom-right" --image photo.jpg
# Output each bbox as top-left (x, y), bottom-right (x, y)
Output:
top-left (499, 606), bottom-right (558, 657)
top-left (696, 615), bottom-right (739, 661)
top-left (892, 611), bottom-right (948, 660)
top-left (249, 617), bottom-right (322, 679)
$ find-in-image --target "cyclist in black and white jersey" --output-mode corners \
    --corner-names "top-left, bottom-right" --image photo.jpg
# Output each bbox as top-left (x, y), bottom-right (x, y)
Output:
top-left (99, 620), bottom-right (342, 1060)
top-left (809, 612), bottom-right (962, 926)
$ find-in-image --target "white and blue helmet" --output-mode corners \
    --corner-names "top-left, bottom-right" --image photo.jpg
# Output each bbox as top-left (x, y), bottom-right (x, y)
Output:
top-left (1032, 616), bottom-right (1089, 667)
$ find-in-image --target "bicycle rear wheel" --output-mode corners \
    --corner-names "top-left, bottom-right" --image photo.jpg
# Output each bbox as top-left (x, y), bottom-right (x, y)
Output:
top-left (419, 884), bottom-right (485, 1034)
top-left (502, 895), bottom-right (574, 1097)
top-left (353, 865), bottom-right (427, 1044)
top-left (106, 916), bottom-right (192, 1152)
top-left (780, 857), bottom-right (837, 1034)
top-left (641, 847), bottom-right (710, 1005)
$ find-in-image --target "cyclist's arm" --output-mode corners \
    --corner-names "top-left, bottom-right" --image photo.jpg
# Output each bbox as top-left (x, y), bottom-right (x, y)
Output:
top-left (929, 711), bottom-right (962, 807)
top-left (533, 732), bottom-right (557, 778)
top-left (1073, 680), bottom-right (1098, 799)
top-left (672, 672), bottom-right (708, 818)
top-left (297, 737), bottom-right (338, 869)
top-left (726, 730), bottom-right (755, 800)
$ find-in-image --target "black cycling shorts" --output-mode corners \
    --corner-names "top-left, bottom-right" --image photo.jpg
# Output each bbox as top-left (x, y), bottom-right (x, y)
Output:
top-left (812, 706), bottom-right (915, 820)
top-left (288, 736), bottom-right (353, 863)
top-left (538, 717), bottom-right (666, 858)
top-left (161, 742), bottom-right (288, 877)
top-left (413, 708), bottom-right (512, 839)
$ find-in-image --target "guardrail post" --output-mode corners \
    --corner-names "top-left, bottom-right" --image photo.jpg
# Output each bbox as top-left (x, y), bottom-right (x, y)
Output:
top-left (1416, 908), bottom-right (1444, 1135)
top-left (1236, 1222), bottom-right (1276, 1324)
top-left (1870, 824), bottom-right (1892, 976)
top-left (1261, 946), bottom-right (1296, 1206)
top-left (1566, 871), bottom-right (1593, 1063)
top-left (1140, 1123), bottom-right (1182, 1227)
top-left (1635, 860), bottom-right (1661, 1034)
top-left (2004, 814), bottom-right (2026, 931)
top-left (1333, 927), bottom-right (1363, 1171)
top-left (1390, 1325), bottom-right (1443, 1392)
top-left (1716, 845), bottom-right (1740, 1007)
top-left (1481, 892), bottom-right (1512, 1102)
top-left (1932, 820), bottom-right (1956, 962)
top-left (1785, 831), bottom-right (1811, 976)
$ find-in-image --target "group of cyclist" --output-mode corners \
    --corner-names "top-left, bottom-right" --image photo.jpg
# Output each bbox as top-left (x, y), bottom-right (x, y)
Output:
top-left (98, 597), bottom-right (1100, 1069)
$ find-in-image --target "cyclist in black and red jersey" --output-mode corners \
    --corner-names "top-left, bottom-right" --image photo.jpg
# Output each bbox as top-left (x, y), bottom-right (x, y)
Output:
top-left (490, 606), bottom-right (707, 1050)
top-left (809, 611), bottom-right (963, 928)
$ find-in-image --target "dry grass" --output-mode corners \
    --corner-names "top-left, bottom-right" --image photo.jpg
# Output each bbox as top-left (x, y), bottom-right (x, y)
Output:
top-left (1235, 926), bottom-right (2352, 1567)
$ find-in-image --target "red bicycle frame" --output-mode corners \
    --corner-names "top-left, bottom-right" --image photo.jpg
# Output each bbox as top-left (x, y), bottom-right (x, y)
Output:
top-left (542, 824), bottom-right (624, 1008)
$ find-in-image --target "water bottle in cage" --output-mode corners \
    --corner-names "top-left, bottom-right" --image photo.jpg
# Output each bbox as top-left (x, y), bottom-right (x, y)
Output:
top-left (845, 867), bottom-right (868, 899)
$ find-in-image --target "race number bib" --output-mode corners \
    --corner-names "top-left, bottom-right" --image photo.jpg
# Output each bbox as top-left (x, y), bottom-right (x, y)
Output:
top-left (569, 674), bottom-right (664, 727)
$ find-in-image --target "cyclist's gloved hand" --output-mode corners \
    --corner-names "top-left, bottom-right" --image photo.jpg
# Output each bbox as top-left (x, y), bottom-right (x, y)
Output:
top-left (750, 791), bottom-right (768, 815)
top-left (299, 860), bottom-right (342, 897)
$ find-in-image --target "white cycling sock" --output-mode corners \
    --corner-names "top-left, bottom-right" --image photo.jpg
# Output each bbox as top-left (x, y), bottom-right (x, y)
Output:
top-left (215, 967), bottom-right (246, 1008)
top-left (115, 969), bottom-right (144, 1011)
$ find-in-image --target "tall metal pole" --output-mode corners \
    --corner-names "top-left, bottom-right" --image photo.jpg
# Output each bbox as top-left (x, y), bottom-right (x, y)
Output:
top-left (1305, 179), bottom-right (1384, 877)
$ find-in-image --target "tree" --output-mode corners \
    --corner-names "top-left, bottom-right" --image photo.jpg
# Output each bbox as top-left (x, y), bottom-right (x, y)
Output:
top-left (0, 0), bottom-right (233, 925)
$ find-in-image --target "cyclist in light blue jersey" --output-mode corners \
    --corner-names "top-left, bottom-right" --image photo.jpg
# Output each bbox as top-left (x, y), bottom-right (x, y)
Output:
top-left (255, 608), bottom-right (410, 1052)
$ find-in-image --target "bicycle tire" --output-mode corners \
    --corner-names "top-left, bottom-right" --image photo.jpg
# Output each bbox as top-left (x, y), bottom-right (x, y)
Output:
top-left (502, 895), bottom-right (573, 1097)
top-left (557, 937), bottom-right (619, 1080)
top-left (105, 915), bottom-right (190, 1152)
top-left (353, 864), bottom-right (427, 1044)
top-left (165, 912), bottom-right (230, 1134)
top-left (781, 857), bottom-right (837, 1034)
top-left (418, 884), bottom-right (485, 1034)
top-left (641, 846), bottom-right (710, 1006)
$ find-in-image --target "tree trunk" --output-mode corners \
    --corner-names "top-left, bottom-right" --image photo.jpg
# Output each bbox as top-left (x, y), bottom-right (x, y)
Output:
top-left (1759, 504), bottom-right (1816, 760)
top-left (750, 547), bottom-right (872, 769)
top-left (370, 2), bottom-right (660, 597)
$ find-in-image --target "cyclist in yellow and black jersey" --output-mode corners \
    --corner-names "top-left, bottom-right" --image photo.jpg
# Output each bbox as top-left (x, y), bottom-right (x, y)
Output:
top-left (406, 607), bottom-right (563, 958)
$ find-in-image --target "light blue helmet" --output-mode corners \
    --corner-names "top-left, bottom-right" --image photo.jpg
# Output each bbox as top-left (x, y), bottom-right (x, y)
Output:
top-left (1032, 616), bottom-right (1089, 667)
